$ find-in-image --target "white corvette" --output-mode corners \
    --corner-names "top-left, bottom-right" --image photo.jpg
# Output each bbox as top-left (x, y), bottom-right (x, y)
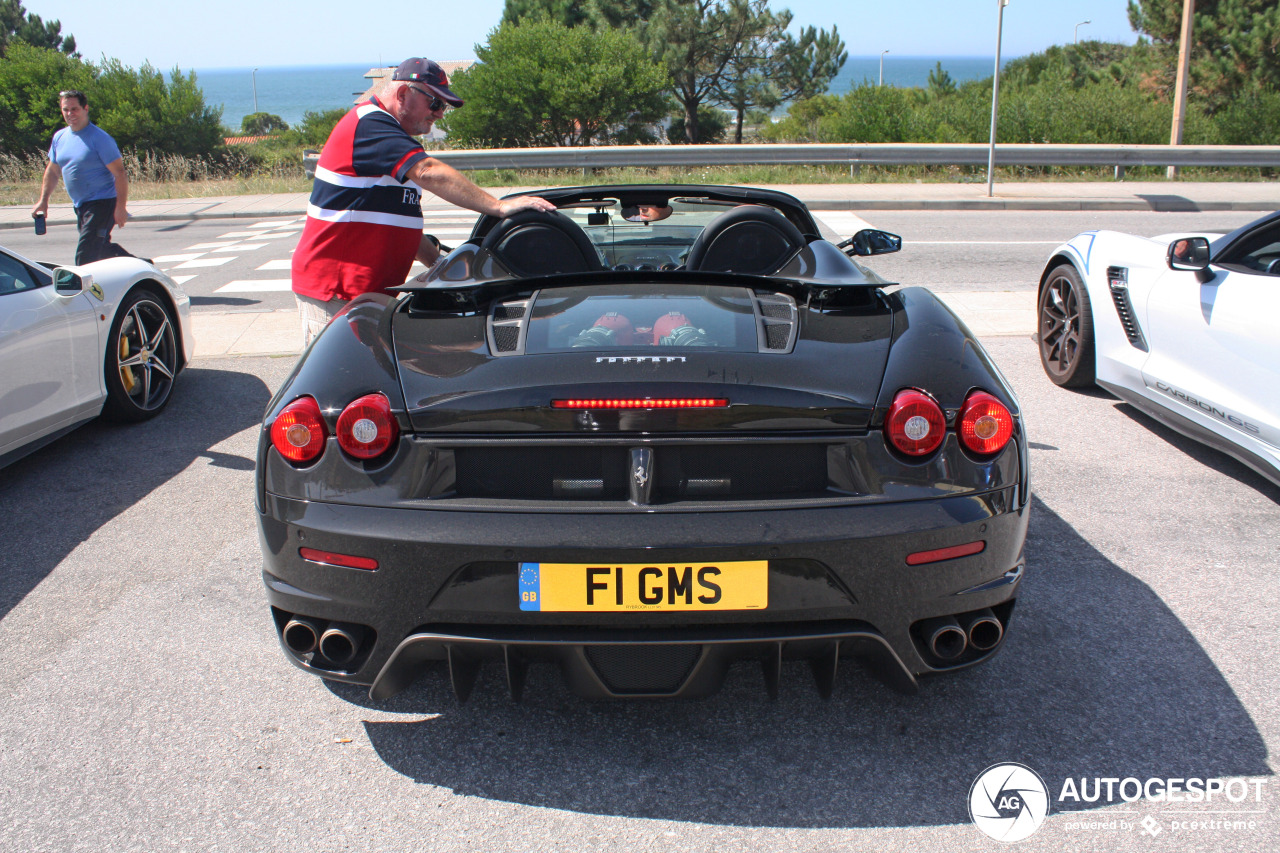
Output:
top-left (0, 245), bottom-right (194, 468)
top-left (1036, 211), bottom-right (1279, 488)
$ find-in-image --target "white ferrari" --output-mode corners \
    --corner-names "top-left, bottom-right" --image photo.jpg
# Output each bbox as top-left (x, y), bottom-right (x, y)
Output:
top-left (0, 246), bottom-right (194, 468)
top-left (1037, 211), bottom-right (1279, 488)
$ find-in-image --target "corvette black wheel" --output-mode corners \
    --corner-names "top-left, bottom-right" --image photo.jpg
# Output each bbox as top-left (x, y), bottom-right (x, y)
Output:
top-left (1038, 264), bottom-right (1095, 388)
top-left (103, 287), bottom-right (179, 422)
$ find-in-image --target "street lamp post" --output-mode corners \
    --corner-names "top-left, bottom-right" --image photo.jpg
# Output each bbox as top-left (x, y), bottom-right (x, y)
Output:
top-left (879, 50), bottom-right (889, 86)
top-left (986, 0), bottom-right (1008, 197)
top-left (252, 67), bottom-right (259, 114)
top-left (1075, 20), bottom-right (1091, 44)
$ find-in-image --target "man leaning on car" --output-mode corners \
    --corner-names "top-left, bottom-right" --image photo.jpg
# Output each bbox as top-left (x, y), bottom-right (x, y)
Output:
top-left (290, 56), bottom-right (556, 346)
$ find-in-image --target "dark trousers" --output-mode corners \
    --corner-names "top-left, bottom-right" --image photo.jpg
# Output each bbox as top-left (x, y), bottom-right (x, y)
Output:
top-left (74, 197), bottom-right (135, 265)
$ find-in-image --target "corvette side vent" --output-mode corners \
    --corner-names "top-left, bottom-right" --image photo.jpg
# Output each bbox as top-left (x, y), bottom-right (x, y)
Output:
top-left (754, 292), bottom-right (798, 352)
top-left (1106, 266), bottom-right (1148, 351)
top-left (488, 294), bottom-right (534, 355)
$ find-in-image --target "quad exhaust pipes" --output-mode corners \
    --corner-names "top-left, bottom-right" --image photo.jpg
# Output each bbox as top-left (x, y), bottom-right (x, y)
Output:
top-left (920, 616), bottom-right (968, 660)
top-left (281, 615), bottom-right (366, 666)
top-left (282, 616), bottom-right (322, 655)
top-left (319, 623), bottom-right (366, 666)
top-left (920, 608), bottom-right (1004, 661)
top-left (960, 608), bottom-right (1004, 651)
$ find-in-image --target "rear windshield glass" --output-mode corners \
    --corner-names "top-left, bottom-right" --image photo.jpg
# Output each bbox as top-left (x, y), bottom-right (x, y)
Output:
top-left (525, 284), bottom-right (759, 353)
top-left (562, 199), bottom-right (739, 270)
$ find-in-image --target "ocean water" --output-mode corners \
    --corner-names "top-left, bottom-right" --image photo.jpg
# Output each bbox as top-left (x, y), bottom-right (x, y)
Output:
top-left (194, 56), bottom-right (1002, 133)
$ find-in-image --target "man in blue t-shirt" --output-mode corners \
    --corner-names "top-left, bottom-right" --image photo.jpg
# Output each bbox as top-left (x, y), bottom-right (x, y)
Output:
top-left (31, 89), bottom-right (140, 265)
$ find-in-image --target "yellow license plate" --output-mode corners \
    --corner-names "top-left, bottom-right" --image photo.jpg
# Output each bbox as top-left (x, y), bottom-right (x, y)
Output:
top-left (518, 561), bottom-right (767, 612)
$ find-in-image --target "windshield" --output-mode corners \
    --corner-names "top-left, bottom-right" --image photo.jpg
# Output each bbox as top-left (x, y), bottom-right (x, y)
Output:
top-left (560, 199), bottom-right (740, 271)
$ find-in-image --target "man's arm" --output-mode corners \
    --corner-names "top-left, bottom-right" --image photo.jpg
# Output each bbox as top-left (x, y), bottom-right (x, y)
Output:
top-left (105, 158), bottom-right (129, 228)
top-left (406, 157), bottom-right (555, 218)
top-left (31, 161), bottom-right (62, 218)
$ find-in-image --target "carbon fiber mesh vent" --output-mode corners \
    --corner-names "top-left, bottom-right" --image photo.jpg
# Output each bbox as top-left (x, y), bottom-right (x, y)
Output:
top-left (494, 304), bottom-right (526, 321)
top-left (765, 323), bottom-right (790, 350)
top-left (760, 302), bottom-right (792, 319)
top-left (493, 325), bottom-right (521, 352)
top-left (584, 644), bottom-right (703, 694)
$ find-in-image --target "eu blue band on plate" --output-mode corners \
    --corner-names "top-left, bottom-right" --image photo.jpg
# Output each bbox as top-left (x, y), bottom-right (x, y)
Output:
top-left (519, 562), bottom-right (541, 611)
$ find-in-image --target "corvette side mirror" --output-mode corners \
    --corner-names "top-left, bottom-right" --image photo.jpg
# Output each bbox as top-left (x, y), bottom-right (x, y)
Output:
top-left (1167, 236), bottom-right (1213, 283)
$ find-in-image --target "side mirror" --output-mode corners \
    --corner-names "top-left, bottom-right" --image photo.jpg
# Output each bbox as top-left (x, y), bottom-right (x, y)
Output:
top-left (1167, 237), bottom-right (1210, 271)
top-left (54, 268), bottom-right (86, 294)
top-left (841, 229), bottom-right (903, 257)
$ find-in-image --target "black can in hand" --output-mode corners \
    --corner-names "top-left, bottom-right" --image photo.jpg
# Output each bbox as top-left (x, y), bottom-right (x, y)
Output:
top-left (33, 213), bottom-right (46, 235)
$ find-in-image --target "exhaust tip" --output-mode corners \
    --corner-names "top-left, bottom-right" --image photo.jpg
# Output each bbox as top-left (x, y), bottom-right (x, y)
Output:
top-left (963, 609), bottom-right (1004, 651)
top-left (921, 616), bottom-right (967, 660)
top-left (282, 617), bottom-right (322, 655)
top-left (319, 624), bottom-right (365, 666)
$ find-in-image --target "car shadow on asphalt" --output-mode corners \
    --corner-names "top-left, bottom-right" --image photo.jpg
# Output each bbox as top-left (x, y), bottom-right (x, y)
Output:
top-left (0, 365), bottom-right (271, 622)
top-left (1112, 403), bottom-right (1280, 502)
top-left (348, 495), bottom-right (1270, 828)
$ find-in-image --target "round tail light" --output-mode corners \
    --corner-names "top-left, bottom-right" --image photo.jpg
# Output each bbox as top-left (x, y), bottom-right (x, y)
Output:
top-left (336, 394), bottom-right (399, 460)
top-left (959, 391), bottom-right (1014, 455)
top-left (270, 397), bottom-right (327, 465)
top-left (886, 389), bottom-right (946, 456)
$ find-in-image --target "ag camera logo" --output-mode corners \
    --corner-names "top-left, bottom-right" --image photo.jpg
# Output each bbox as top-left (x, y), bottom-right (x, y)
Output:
top-left (969, 762), bottom-right (1050, 842)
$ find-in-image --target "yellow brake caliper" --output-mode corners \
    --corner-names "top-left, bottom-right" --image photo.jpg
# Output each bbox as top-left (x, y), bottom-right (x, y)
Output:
top-left (120, 334), bottom-right (137, 392)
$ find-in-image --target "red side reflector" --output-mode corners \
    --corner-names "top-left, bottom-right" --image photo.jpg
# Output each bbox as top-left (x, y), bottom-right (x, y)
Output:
top-left (298, 547), bottom-right (378, 571)
top-left (551, 398), bottom-right (729, 409)
top-left (905, 541), bottom-right (986, 566)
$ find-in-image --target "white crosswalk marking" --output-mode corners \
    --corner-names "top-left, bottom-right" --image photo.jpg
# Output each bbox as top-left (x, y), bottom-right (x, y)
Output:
top-left (170, 275), bottom-right (197, 285)
top-left (175, 257), bottom-right (233, 268)
top-left (216, 231), bottom-right (268, 239)
top-left (187, 241), bottom-right (240, 250)
top-left (246, 220), bottom-right (300, 228)
top-left (153, 253), bottom-right (204, 263)
top-left (214, 280), bottom-right (294, 292)
top-left (212, 243), bottom-right (266, 252)
top-left (243, 232), bottom-right (297, 241)
top-left (256, 259), bottom-right (292, 271)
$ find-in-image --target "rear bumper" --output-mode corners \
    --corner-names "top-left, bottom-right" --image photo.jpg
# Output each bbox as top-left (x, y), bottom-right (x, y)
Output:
top-left (259, 487), bottom-right (1028, 700)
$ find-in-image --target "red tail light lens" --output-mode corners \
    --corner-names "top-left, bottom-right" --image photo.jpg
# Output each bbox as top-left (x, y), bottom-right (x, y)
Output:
top-left (336, 394), bottom-right (399, 460)
top-left (885, 389), bottom-right (946, 456)
top-left (270, 397), bottom-right (327, 464)
top-left (959, 391), bottom-right (1014, 455)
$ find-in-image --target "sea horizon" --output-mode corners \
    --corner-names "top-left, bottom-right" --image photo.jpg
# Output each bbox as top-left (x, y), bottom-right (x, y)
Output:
top-left (193, 55), bottom-right (1011, 132)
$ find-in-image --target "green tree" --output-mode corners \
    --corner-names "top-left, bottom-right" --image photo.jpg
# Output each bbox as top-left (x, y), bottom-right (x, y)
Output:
top-left (439, 19), bottom-right (668, 147)
top-left (0, 41), bottom-right (93, 153)
top-left (665, 103), bottom-right (727, 143)
top-left (927, 62), bottom-right (956, 98)
top-left (288, 107), bottom-right (347, 147)
top-left (1127, 0), bottom-right (1280, 108)
top-left (92, 60), bottom-right (224, 157)
top-left (241, 112), bottom-right (289, 135)
top-left (0, 0), bottom-right (76, 56)
top-left (501, 0), bottom-right (590, 27)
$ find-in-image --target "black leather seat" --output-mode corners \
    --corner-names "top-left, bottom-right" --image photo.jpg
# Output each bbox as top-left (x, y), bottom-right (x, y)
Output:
top-left (480, 210), bottom-right (604, 277)
top-left (684, 205), bottom-right (806, 274)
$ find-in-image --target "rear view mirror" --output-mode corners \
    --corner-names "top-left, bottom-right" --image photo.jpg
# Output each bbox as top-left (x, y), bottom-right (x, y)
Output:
top-left (54, 268), bottom-right (84, 294)
top-left (841, 229), bottom-right (903, 257)
top-left (1167, 237), bottom-right (1210, 271)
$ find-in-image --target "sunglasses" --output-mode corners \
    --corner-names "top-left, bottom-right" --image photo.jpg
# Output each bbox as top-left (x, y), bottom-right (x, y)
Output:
top-left (408, 87), bottom-right (447, 112)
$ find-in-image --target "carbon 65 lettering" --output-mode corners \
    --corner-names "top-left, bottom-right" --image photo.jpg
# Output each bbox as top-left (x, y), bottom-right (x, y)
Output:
top-left (1156, 382), bottom-right (1260, 434)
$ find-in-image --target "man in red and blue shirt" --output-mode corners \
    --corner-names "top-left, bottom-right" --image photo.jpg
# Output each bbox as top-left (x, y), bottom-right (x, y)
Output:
top-left (291, 57), bottom-right (554, 344)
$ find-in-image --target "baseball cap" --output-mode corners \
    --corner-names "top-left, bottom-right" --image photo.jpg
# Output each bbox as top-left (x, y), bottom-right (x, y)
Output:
top-left (392, 58), bottom-right (464, 107)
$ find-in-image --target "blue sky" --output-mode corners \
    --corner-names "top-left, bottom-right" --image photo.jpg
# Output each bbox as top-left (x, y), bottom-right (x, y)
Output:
top-left (25, 0), bottom-right (1141, 70)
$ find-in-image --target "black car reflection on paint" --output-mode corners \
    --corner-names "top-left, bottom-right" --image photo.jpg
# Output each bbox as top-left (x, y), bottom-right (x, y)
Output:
top-left (256, 185), bottom-right (1029, 702)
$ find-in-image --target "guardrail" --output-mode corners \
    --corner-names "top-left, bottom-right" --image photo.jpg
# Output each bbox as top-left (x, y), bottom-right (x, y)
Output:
top-left (303, 143), bottom-right (1280, 181)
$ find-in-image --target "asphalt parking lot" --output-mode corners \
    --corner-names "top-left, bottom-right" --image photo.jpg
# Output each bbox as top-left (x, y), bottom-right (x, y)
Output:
top-left (1, 332), bottom-right (1276, 852)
